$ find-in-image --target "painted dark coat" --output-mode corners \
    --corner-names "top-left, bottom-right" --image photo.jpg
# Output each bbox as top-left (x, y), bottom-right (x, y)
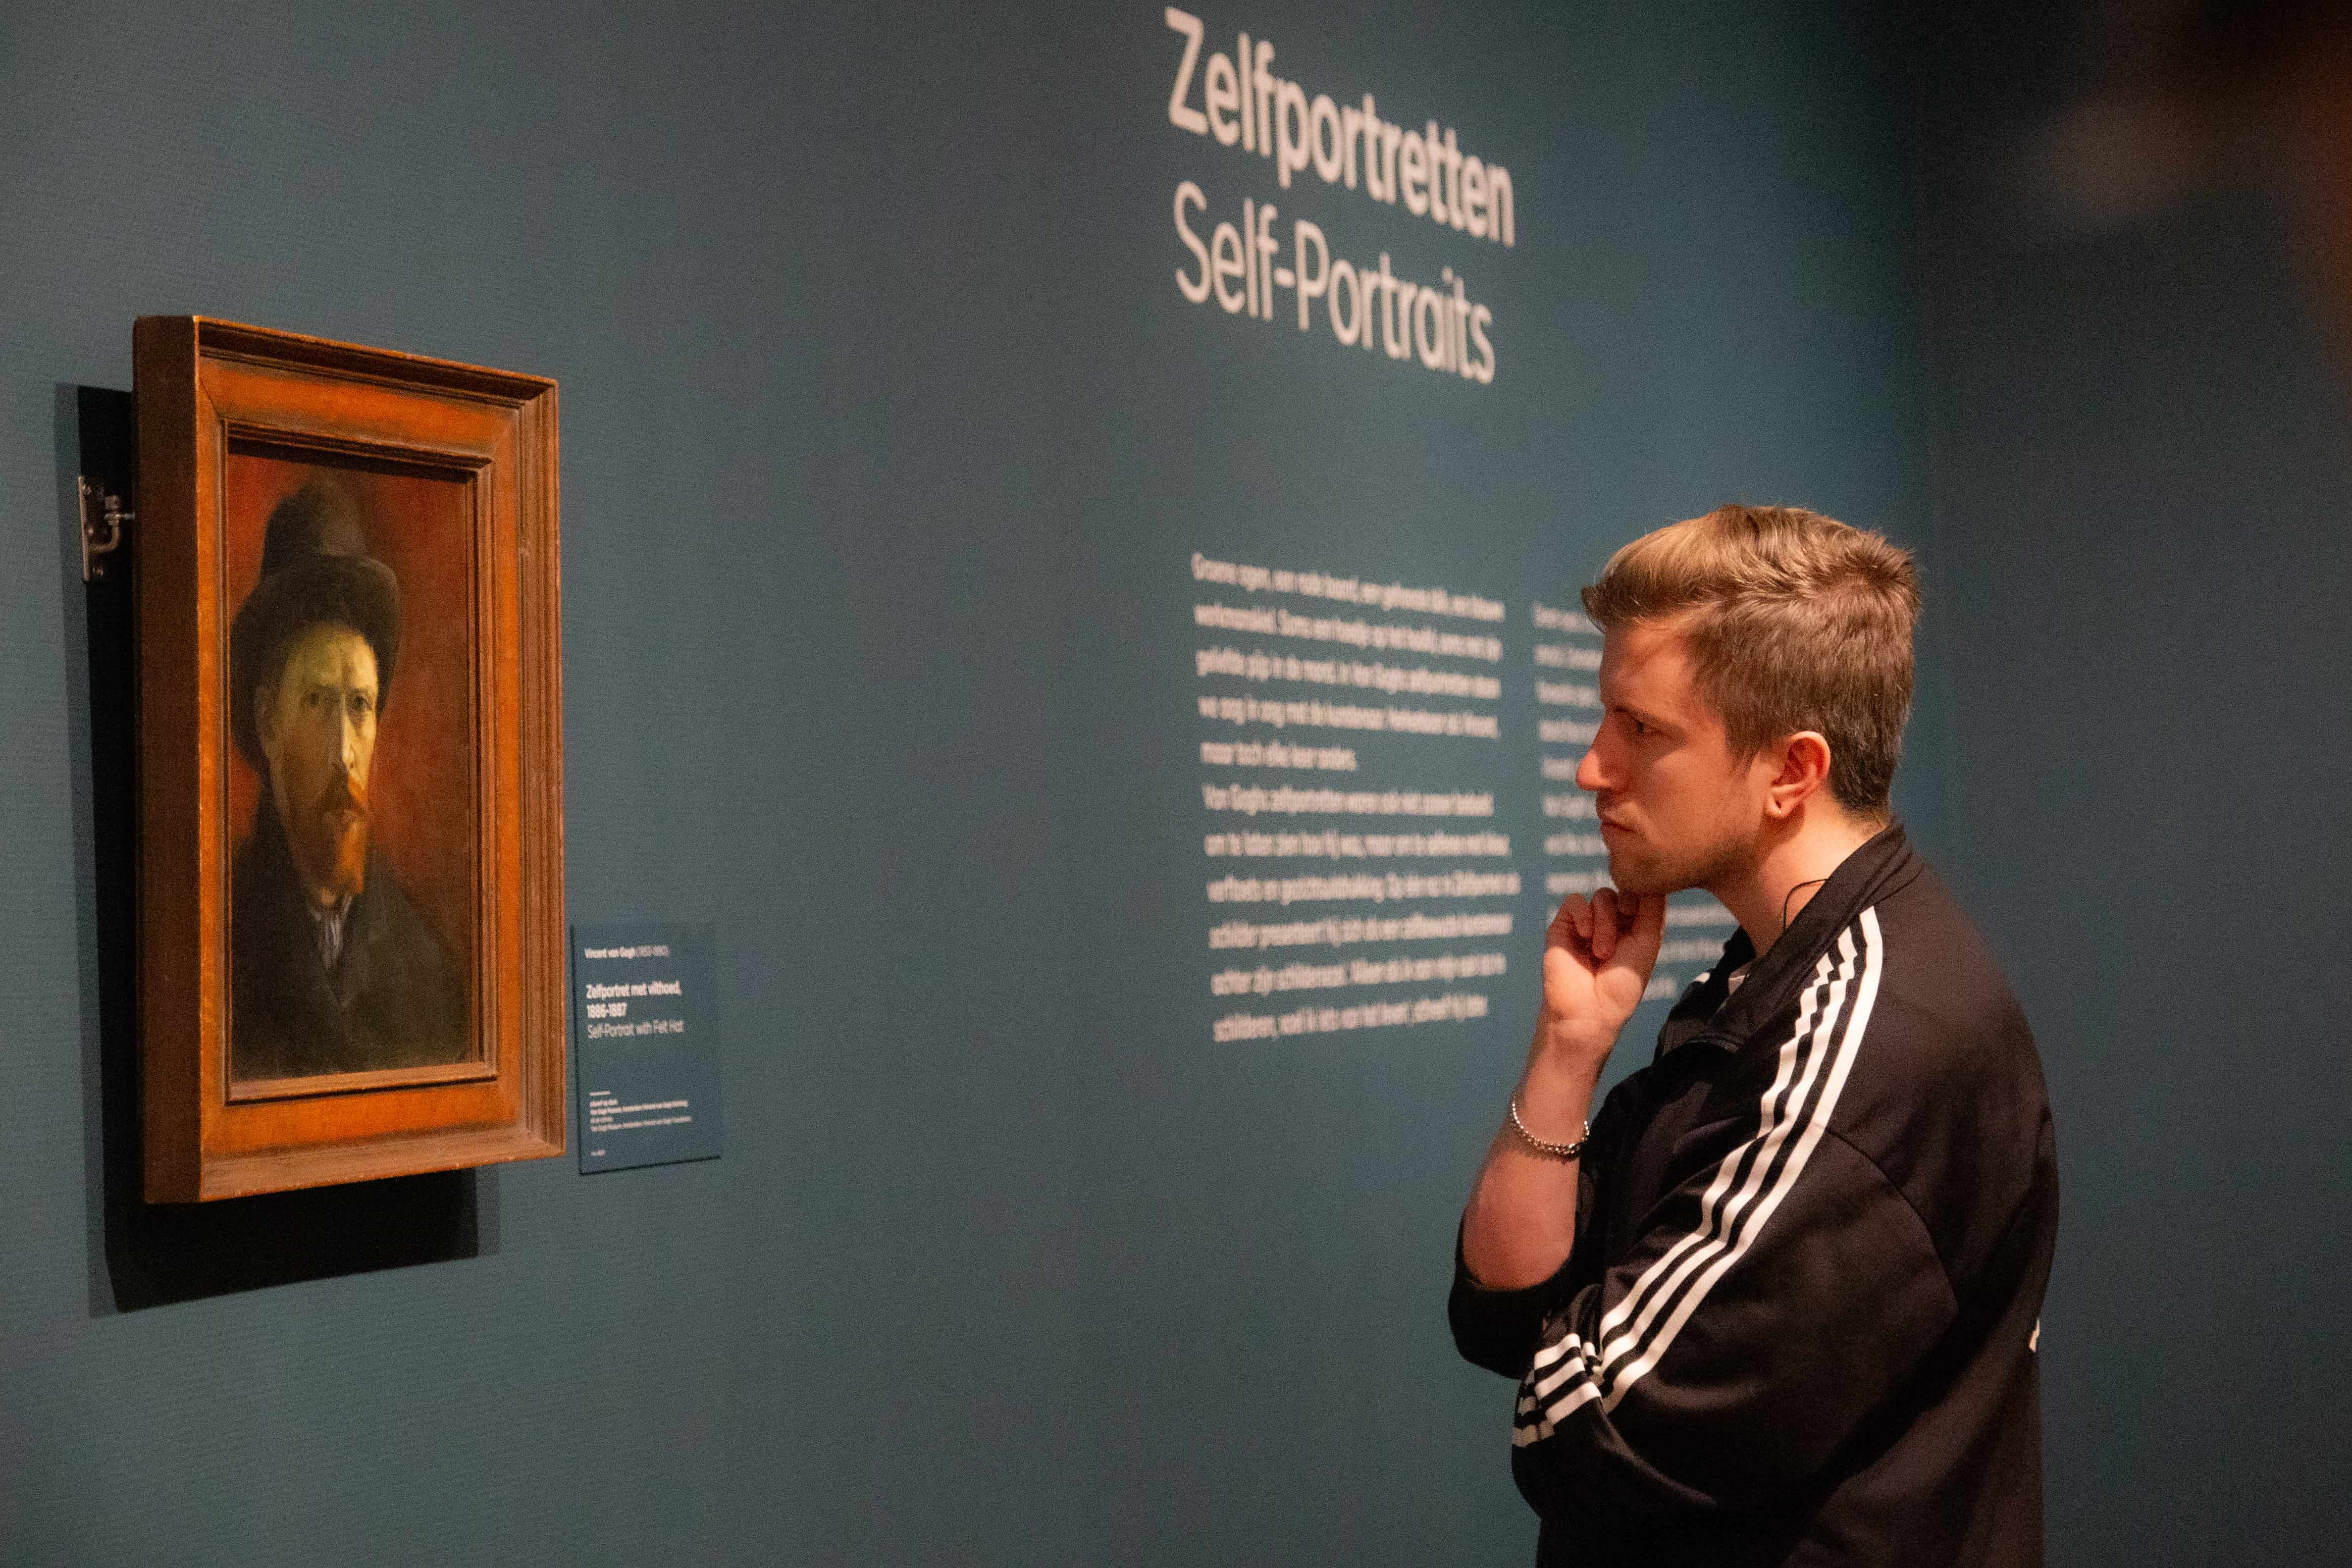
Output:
top-left (230, 800), bottom-right (469, 1079)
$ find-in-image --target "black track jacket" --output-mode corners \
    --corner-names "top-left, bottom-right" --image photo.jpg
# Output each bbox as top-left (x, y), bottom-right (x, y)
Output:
top-left (1451, 825), bottom-right (2058, 1566)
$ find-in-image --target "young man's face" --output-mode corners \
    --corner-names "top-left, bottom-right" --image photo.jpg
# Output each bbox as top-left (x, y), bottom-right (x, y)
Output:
top-left (1574, 615), bottom-right (1773, 897)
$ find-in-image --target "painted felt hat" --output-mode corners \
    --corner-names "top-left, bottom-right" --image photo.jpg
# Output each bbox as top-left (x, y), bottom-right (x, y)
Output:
top-left (228, 479), bottom-right (402, 771)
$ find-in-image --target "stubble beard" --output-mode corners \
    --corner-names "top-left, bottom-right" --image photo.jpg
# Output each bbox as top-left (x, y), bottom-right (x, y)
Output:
top-left (1606, 823), bottom-right (1749, 902)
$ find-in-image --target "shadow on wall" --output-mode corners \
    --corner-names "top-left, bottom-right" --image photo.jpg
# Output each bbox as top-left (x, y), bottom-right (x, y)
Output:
top-left (60, 384), bottom-right (496, 1315)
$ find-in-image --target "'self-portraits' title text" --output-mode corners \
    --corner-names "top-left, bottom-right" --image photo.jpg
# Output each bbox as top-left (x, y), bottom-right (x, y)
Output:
top-left (1162, 6), bottom-right (1513, 384)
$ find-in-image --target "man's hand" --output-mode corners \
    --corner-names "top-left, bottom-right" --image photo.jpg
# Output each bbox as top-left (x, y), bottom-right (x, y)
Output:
top-left (1459, 887), bottom-right (1666, 1290)
top-left (1536, 888), bottom-right (1668, 1067)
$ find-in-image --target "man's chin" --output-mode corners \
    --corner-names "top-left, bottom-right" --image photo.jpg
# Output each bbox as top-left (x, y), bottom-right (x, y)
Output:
top-left (1604, 847), bottom-right (1692, 900)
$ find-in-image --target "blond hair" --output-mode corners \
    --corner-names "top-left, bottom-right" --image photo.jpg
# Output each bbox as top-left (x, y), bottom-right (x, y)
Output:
top-left (1580, 505), bottom-right (1920, 816)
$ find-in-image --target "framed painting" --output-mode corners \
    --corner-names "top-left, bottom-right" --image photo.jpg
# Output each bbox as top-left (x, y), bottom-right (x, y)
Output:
top-left (133, 317), bottom-right (565, 1200)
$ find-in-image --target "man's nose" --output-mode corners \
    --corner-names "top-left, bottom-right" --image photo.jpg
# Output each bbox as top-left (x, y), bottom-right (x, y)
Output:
top-left (335, 701), bottom-right (360, 774)
top-left (1575, 740), bottom-right (1609, 793)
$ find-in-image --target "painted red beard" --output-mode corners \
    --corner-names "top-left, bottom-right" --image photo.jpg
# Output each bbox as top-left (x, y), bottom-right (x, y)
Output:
top-left (289, 776), bottom-right (370, 905)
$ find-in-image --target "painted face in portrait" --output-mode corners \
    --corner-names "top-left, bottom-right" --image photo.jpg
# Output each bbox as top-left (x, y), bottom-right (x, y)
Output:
top-left (256, 622), bottom-right (379, 908)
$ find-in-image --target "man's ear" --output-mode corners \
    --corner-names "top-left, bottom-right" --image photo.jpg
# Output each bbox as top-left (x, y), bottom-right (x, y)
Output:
top-left (254, 685), bottom-right (279, 758)
top-left (1763, 732), bottom-right (1833, 821)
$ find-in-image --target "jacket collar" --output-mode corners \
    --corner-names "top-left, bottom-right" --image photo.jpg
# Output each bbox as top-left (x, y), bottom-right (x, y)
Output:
top-left (1665, 820), bottom-right (1920, 1056)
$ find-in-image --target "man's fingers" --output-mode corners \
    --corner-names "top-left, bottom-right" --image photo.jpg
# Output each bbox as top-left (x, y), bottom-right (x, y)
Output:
top-left (1548, 894), bottom-right (1598, 963)
top-left (1563, 894), bottom-right (1591, 943)
top-left (1631, 887), bottom-right (1667, 944)
top-left (1592, 888), bottom-right (1620, 963)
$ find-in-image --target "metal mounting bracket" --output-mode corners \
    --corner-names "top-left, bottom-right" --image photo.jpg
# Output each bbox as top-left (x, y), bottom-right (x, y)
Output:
top-left (80, 476), bottom-right (131, 582)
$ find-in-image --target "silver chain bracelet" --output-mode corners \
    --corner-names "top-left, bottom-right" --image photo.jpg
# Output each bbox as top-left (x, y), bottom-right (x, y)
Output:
top-left (1507, 1096), bottom-right (1590, 1161)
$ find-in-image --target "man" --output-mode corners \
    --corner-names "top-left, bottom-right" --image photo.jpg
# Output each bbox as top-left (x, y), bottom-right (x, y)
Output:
top-left (1451, 505), bottom-right (2058, 1565)
top-left (228, 479), bottom-right (469, 1080)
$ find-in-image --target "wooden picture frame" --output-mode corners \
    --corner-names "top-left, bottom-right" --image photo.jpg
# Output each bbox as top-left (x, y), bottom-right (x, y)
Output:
top-left (133, 317), bottom-right (565, 1200)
